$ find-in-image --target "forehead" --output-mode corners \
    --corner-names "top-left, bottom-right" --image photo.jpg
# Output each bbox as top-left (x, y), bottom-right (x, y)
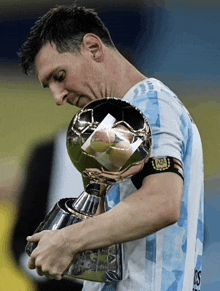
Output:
top-left (35, 43), bottom-right (60, 67)
top-left (35, 43), bottom-right (81, 83)
top-left (35, 43), bottom-right (64, 79)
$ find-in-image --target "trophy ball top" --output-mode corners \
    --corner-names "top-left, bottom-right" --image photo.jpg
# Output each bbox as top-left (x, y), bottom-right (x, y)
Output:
top-left (66, 98), bottom-right (152, 184)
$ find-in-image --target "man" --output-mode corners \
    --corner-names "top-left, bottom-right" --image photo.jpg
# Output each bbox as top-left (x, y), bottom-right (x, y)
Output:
top-left (20, 4), bottom-right (204, 291)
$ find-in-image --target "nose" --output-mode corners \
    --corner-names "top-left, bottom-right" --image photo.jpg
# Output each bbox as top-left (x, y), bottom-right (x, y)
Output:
top-left (50, 84), bottom-right (68, 106)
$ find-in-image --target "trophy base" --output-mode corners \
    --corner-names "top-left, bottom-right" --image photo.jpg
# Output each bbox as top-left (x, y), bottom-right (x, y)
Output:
top-left (25, 198), bottom-right (123, 283)
top-left (67, 243), bottom-right (123, 283)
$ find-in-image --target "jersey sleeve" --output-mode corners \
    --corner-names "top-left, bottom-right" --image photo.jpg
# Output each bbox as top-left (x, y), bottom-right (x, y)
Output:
top-left (130, 79), bottom-right (191, 163)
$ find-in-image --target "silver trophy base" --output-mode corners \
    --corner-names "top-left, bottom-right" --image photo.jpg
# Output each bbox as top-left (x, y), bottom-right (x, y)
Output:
top-left (25, 198), bottom-right (123, 283)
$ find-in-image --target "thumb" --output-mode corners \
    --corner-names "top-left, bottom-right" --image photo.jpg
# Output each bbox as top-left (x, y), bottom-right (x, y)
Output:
top-left (26, 231), bottom-right (45, 242)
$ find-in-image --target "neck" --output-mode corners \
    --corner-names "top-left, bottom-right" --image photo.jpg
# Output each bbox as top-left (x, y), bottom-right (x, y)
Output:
top-left (104, 49), bottom-right (147, 99)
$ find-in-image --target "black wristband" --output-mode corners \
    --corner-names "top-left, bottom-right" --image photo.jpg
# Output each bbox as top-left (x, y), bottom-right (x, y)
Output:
top-left (131, 156), bottom-right (184, 189)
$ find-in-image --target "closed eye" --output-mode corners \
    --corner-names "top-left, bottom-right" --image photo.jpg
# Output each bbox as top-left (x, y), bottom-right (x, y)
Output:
top-left (53, 70), bottom-right (66, 83)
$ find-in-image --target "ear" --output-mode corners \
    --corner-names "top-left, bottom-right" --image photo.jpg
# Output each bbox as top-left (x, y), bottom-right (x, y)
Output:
top-left (82, 34), bottom-right (104, 62)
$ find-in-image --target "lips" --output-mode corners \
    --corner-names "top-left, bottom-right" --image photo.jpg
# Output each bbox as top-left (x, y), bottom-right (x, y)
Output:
top-left (74, 95), bottom-right (90, 108)
top-left (75, 95), bottom-right (82, 107)
top-left (67, 95), bottom-right (81, 107)
top-left (76, 95), bottom-right (89, 108)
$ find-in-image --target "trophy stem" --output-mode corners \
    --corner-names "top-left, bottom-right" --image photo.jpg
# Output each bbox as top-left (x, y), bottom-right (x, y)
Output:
top-left (66, 183), bottom-right (107, 216)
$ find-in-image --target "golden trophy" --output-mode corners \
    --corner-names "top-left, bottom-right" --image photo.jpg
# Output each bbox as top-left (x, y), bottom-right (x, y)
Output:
top-left (26, 98), bottom-right (151, 283)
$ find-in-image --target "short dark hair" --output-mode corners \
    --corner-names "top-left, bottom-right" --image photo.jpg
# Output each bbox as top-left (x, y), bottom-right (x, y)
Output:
top-left (19, 4), bottom-right (115, 75)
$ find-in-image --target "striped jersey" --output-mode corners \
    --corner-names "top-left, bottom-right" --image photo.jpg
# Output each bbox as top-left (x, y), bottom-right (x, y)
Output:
top-left (83, 78), bottom-right (204, 291)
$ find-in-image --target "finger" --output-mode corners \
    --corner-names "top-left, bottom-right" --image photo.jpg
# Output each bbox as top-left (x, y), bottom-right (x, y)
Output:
top-left (28, 256), bottom-right (36, 270)
top-left (26, 231), bottom-right (47, 242)
top-left (36, 268), bottom-right (54, 279)
top-left (26, 234), bottom-right (40, 242)
top-left (54, 274), bottom-right (63, 281)
top-left (36, 266), bottom-right (44, 276)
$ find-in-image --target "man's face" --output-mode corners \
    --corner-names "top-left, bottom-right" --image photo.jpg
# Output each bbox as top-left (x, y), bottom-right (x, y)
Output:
top-left (35, 42), bottom-right (104, 108)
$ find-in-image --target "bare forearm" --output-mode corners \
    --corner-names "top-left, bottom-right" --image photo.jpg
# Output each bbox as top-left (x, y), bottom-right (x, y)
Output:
top-left (27, 174), bottom-right (183, 280)
top-left (67, 174), bottom-right (182, 253)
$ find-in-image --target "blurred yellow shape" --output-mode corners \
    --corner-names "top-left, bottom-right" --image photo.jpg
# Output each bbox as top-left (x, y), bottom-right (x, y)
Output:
top-left (0, 199), bottom-right (35, 291)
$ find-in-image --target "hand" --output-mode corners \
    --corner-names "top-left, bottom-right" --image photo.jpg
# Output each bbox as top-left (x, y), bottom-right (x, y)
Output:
top-left (27, 229), bottom-right (75, 280)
